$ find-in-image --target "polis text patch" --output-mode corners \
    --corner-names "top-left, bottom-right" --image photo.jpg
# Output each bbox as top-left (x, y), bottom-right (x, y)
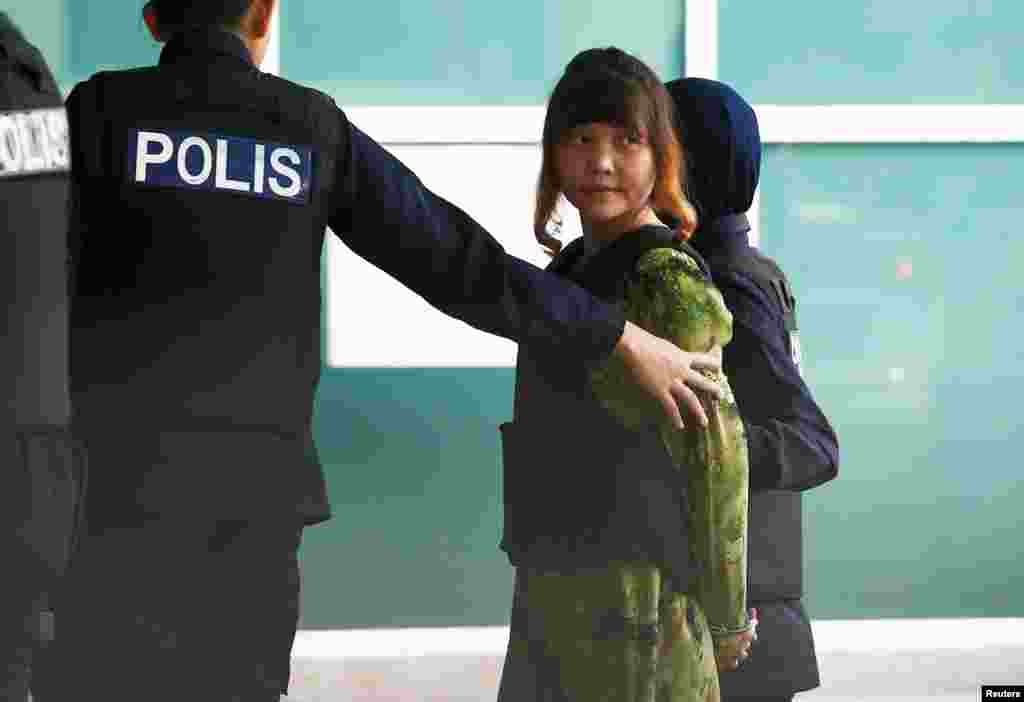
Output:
top-left (0, 108), bottom-right (70, 178)
top-left (129, 128), bottom-right (312, 203)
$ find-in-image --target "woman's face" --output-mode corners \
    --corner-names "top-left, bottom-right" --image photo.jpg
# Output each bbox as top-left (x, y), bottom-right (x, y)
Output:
top-left (555, 121), bottom-right (657, 238)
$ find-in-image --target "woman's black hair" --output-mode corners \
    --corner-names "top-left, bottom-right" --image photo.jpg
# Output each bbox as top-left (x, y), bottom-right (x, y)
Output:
top-left (534, 47), bottom-right (696, 254)
top-left (546, 48), bottom-right (656, 144)
top-left (144, 0), bottom-right (253, 33)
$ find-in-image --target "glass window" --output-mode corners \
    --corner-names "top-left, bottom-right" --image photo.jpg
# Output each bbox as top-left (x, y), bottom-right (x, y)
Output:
top-left (281, 0), bottom-right (686, 104)
top-left (6, 2), bottom-right (158, 90)
top-left (720, 0), bottom-right (1024, 104)
top-left (761, 143), bottom-right (1024, 617)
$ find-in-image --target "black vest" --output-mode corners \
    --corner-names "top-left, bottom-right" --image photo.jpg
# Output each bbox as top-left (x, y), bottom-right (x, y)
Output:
top-left (67, 30), bottom-right (341, 522)
top-left (1, 22), bottom-right (71, 430)
top-left (1, 16), bottom-right (84, 585)
top-left (697, 216), bottom-right (803, 601)
top-left (705, 238), bottom-right (800, 365)
top-left (500, 226), bottom-right (711, 587)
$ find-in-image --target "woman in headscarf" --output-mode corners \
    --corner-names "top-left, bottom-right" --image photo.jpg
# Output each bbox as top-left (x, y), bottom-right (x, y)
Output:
top-left (664, 78), bottom-right (839, 702)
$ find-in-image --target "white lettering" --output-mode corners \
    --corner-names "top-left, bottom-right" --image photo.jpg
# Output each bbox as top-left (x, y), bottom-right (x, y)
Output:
top-left (253, 144), bottom-right (266, 194)
top-left (16, 113), bottom-right (48, 171)
top-left (0, 115), bottom-right (24, 174)
top-left (135, 131), bottom-right (173, 182)
top-left (269, 147), bottom-right (302, 198)
top-left (215, 138), bottom-right (250, 192)
top-left (177, 136), bottom-right (213, 185)
top-left (44, 110), bottom-right (70, 169)
top-left (0, 109), bottom-right (70, 177)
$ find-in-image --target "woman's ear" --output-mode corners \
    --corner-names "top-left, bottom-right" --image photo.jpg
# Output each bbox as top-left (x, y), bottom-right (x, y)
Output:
top-left (143, 3), bottom-right (165, 42)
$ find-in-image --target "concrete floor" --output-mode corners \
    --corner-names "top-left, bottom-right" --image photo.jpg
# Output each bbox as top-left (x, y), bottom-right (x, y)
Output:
top-left (283, 620), bottom-right (1024, 701)
top-left (25, 619), bottom-right (1021, 700)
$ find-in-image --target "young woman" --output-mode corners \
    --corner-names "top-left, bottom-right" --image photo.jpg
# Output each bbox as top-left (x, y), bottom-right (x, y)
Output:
top-left (498, 48), bottom-right (755, 701)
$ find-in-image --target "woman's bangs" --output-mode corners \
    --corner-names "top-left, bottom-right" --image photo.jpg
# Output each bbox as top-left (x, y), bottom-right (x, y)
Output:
top-left (553, 75), bottom-right (651, 138)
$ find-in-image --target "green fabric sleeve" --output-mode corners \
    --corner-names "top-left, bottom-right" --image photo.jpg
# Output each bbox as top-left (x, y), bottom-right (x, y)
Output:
top-left (589, 247), bottom-right (751, 637)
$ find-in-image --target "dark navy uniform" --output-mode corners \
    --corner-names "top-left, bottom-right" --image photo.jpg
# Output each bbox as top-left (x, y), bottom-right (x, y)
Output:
top-left (692, 215), bottom-right (838, 700)
top-left (667, 77), bottom-right (839, 701)
top-left (0, 12), bottom-right (83, 702)
top-left (33, 28), bottom-right (627, 702)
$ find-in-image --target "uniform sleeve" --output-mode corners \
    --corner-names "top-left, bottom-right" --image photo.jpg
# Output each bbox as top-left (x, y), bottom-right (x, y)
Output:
top-left (325, 118), bottom-right (625, 364)
top-left (589, 248), bottom-right (751, 639)
top-left (715, 272), bottom-right (839, 492)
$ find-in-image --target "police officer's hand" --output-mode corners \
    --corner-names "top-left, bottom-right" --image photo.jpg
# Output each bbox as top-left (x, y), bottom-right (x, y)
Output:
top-left (614, 321), bottom-right (723, 430)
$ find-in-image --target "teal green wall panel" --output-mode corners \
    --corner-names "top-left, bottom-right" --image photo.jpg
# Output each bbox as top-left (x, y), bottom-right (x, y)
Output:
top-left (720, 0), bottom-right (1024, 104)
top-left (65, 2), bottom-right (157, 85)
top-left (282, 0), bottom-right (685, 104)
top-left (302, 368), bottom-right (515, 629)
top-left (762, 143), bottom-right (1024, 619)
top-left (6, 1), bottom-right (158, 89)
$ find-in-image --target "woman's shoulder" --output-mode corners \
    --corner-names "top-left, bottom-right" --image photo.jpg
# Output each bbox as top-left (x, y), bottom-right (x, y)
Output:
top-left (634, 246), bottom-right (709, 282)
top-left (628, 245), bottom-right (734, 339)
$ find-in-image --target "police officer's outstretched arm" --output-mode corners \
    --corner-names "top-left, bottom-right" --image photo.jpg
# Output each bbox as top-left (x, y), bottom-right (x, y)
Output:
top-left (327, 123), bottom-right (721, 429)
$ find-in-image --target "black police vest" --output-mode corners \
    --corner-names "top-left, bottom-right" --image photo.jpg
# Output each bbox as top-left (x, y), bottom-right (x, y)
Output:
top-left (500, 226), bottom-right (710, 587)
top-left (1, 26), bottom-right (71, 430)
top-left (702, 230), bottom-right (804, 601)
top-left (66, 31), bottom-right (342, 522)
top-left (1, 18), bottom-right (85, 587)
top-left (717, 248), bottom-right (800, 366)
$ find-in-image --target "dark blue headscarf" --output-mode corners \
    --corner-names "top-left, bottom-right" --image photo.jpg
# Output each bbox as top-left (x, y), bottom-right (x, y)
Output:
top-left (665, 78), bottom-right (761, 233)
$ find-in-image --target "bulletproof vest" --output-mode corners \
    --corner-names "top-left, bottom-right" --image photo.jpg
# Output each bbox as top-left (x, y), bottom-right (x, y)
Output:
top-left (571, 225), bottom-right (711, 297)
top-left (1, 25), bottom-right (71, 429)
top-left (701, 228), bottom-right (804, 600)
top-left (66, 30), bottom-right (340, 521)
top-left (501, 226), bottom-right (710, 587)
top-left (707, 243), bottom-right (802, 374)
top-left (1, 19), bottom-right (84, 593)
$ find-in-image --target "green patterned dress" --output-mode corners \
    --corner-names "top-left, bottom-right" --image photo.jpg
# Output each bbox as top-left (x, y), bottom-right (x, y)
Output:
top-left (500, 246), bottom-right (751, 702)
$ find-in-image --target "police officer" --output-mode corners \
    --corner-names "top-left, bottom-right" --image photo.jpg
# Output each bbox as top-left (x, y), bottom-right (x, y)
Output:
top-left (665, 78), bottom-right (840, 701)
top-left (32, 2), bottom-right (724, 701)
top-left (0, 12), bottom-right (83, 702)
